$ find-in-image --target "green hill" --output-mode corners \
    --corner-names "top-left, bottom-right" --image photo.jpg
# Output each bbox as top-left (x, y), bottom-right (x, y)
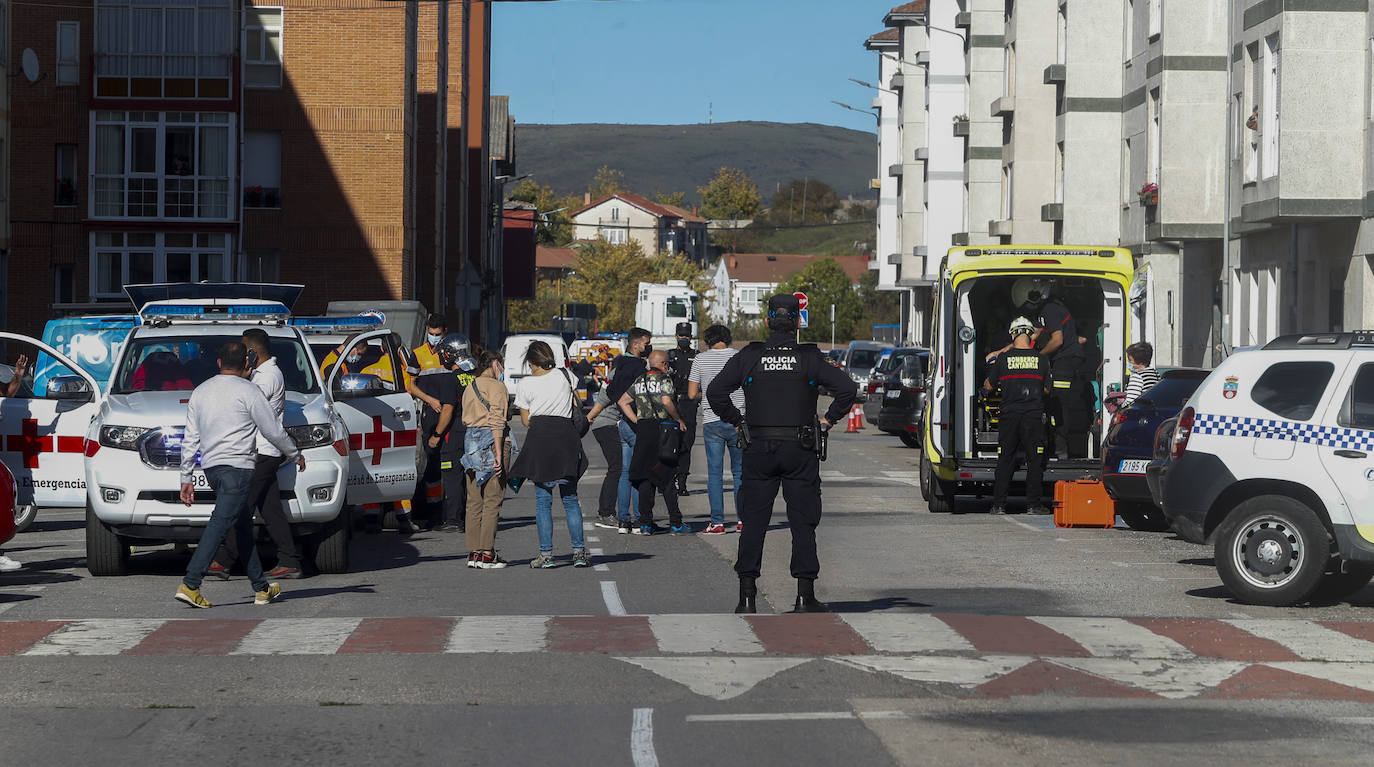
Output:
top-left (514, 121), bottom-right (877, 204)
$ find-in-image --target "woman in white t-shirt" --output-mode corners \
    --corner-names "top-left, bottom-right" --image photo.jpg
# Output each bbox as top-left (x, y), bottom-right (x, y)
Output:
top-left (508, 341), bottom-right (590, 569)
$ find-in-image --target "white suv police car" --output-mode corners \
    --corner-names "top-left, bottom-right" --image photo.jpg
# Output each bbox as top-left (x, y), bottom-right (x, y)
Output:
top-left (0, 284), bottom-right (417, 576)
top-left (1163, 331), bottom-right (1374, 606)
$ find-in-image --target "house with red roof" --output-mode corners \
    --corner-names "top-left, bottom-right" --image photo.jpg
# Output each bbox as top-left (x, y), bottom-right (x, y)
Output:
top-left (706, 253), bottom-right (872, 323)
top-left (570, 192), bottom-right (709, 266)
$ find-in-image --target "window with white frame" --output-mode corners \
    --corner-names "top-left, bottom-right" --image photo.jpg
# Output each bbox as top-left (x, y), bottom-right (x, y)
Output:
top-left (90, 231), bottom-right (230, 298)
top-left (243, 131), bottom-right (281, 208)
top-left (94, 0), bottom-right (234, 99)
top-left (91, 111), bottom-right (233, 220)
top-left (601, 227), bottom-right (627, 245)
top-left (1262, 34), bottom-right (1279, 179)
top-left (1147, 0), bottom-right (1160, 39)
top-left (1148, 88), bottom-right (1161, 184)
top-left (57, 21), bottom-right (80, 85)
top-left (244, 6), bottom-right (282, 88)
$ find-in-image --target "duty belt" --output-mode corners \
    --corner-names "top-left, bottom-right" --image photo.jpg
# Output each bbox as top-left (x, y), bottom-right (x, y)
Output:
top-left (749, 426), bottom-right (804, 441)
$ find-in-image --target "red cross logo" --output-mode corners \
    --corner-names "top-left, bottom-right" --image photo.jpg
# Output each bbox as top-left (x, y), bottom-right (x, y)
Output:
top-left (346, 416), bottom-right (417, 466)
top-left (5, 418), bottom-right (83, 469)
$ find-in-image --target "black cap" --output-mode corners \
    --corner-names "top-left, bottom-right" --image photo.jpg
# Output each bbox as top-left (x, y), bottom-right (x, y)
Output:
top-left (767, 293), bottom-right (800, 317)
top-left (675, 322), bottom-right (693, 337)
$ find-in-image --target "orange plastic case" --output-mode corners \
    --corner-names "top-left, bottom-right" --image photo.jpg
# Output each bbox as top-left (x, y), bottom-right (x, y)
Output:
top-left (1052, 480), bottom-right (1116, 529)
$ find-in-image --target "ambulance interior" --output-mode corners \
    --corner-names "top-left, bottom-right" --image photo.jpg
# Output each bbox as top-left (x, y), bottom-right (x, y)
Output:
top-left (953, 275), bottom-right (1126, 461)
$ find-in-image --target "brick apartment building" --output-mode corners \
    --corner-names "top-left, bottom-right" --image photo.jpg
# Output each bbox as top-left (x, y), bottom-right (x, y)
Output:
top-left (5, 0), bottom-right (502, 341)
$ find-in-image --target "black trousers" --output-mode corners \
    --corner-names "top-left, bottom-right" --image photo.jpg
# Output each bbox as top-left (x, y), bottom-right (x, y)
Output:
top-left (1046, 355), bottom-right (1090, 459)
top-left (413, 432), bottom-right (466, 526)
top-left (992, 410), bottom-right (1046, 506)
top-left (637, 472), bottom-right (682, 526)
top-left (592, 424), bottom-right (622, 517)
top-left (735, 439), bottom-right (822, 581)
top-left (675, 399), bottom-right (698, 476)
top-left (216, 454), bottom-right (298, 569)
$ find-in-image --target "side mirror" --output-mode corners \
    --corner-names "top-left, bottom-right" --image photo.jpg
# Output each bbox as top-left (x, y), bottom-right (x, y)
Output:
top-left (334, 373), bottom-right (385, 399)
top-left (47, 375), bottom-right (93, 402)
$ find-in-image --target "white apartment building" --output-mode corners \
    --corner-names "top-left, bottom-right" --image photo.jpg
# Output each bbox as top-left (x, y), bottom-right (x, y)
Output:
top-left (865, 27), bottom-right (901, 304)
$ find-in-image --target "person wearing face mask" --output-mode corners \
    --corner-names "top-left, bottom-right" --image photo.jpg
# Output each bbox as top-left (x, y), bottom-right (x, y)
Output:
top-left (1120, 342), bottom-right (1159, 409)
top-left (413, 314), bottom-right (449, 371)
top-left (666, 322), bottom-right (698, 495)
top-left (407, 334), bottom-right (476, 534)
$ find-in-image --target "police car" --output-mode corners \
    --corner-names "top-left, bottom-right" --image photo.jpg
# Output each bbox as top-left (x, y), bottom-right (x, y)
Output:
top-left (0, 284), bottom-right (418, 576)
top-left (1164, 331), bottom-right (1374, 605)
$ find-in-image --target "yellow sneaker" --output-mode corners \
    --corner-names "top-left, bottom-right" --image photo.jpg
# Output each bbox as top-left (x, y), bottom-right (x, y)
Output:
top-left (174, 584), bottom-right (211, 609)
top-left (253, 582), bottom-right (282, 605)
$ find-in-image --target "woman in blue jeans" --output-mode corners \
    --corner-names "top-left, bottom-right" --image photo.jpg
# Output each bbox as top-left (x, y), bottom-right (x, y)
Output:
top-left (507, 341), bottom-right (591, 568)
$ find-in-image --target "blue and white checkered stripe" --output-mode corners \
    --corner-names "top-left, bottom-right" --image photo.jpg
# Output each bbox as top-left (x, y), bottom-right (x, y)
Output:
top-left (1193, 413), bottom-right (1374, 451)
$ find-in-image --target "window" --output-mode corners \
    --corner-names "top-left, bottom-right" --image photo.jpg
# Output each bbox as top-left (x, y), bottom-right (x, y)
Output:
top-left (57, 21), bottom-right (80, 85)
top-left (244, 6), bottom-right (282, 88)
top-left (1001, 163), bottom-right (1013, 220)
top-left (1147, 0), bottom-right (1160, 39)
top-left (1148, 89), bottom-right (1161, 184)
top-left (1339, 365), bottom-right (1374, 429)
top-left (95, 0), bottom-right (234, 99)
top-left (610, 207), bottom-right (620, 221)
top-left (1003, 44), bottom-right (1015, 98)
top-left (91, 111), bottom-right (233, 220)
top-left (602, 227), bottom-right (627, 245)
top-left (1124, 0), bottom-right (1134, 60)
top-left (243, 131), bottom-right (281, 208)
top-left (1262, 34), bottom-right (1279, 179)
top-left (1056, 7), bottom-right (1066, 66)
top-left (1245, 43), bottom-right (1258, 182)
top-left (53, 265), bottom-right (75, 305)
top-left (1252, 361), bottom-right (1333, 421)
top-left (1121, 137), bottom-right (1132, 206)
top-left (56, 145), bottom-right (78, 206)
top-left (666, 298), bottom-right (688, 319)
top-left (244, 249), bottom-right (280, 282)
top-left (90, 231), bottom-right (230, 298)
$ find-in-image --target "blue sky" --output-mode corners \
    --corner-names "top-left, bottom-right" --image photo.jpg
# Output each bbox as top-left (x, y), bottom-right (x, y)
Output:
top-left (491, 0), bottom-right (892, 134)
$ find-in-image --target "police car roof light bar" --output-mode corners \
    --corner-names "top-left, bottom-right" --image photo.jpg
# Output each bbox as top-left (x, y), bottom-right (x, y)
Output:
top-left (139, 301), bottom-right (292, 323)
top-left (289, 315), bottom-right (386, 333)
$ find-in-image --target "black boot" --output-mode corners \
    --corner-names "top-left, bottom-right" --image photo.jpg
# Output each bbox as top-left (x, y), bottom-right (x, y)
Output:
top-left (734, 577), bottom-right (757, 614)
top-left (793, 579), bottom-right (828, 613)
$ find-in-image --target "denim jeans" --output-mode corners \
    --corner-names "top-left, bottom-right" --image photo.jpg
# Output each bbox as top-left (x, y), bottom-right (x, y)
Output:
top-left (184, 466), bottom-right (267, 592)
top-left (703, 420), bottom-right (744, 525)
top-left (616, 420), bottom-right (640, 522)
top-left (534, 480), bottom-right (585, 554)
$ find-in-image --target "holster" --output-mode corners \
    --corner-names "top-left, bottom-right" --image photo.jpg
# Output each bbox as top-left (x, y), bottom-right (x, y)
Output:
top-left (736, 422), bottom-right (751, 450)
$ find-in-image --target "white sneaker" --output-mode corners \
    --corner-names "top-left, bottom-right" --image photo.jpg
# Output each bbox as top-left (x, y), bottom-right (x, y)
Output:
top-left (0, 554), bottom-right (22, 572)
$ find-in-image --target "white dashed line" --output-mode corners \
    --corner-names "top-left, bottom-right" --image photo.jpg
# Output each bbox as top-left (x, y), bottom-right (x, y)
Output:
top-left (631, 708), bottom-right (659, 767)
top-left (590, 548), bottom-right (610, 572)
top-left (601, 580), bottom-right (627, 616)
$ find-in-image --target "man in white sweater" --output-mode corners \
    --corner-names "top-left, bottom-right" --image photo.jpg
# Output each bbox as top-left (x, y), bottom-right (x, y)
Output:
top-left (175, 341), bottom-right (305, 609)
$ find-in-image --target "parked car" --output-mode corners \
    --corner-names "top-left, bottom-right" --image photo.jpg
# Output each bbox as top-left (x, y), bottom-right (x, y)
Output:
top-left (877, 351), bottom-right (931, 448)
top-left (1145, 415), bottom-right (1178, 516)
top-left (1101, 368), bottom-right (1210, 531)
top-left (863, 347), bottom-right (926, 424)
top-left (842, 341), bottom-right (888, 401)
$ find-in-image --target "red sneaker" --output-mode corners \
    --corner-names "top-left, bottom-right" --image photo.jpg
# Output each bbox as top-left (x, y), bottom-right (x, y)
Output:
top-left (736, 522), bottom-right (743, 533)
top-left (265, 565), bottom-right (300, 579)
top-left (207, 562), bottom-right (230, 581)
top-left (702, 523), bottom-right (726, 535)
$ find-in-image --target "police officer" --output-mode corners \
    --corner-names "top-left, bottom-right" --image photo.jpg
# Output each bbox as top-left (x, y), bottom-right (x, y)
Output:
top-left (666, 321), bottom-right (698, 495)
top-left (707, 294), bottom-right (858, 614)
top-left (984, 317), bottom-right (1050, 516)
top-left (987, 277), bottom-right (1090, 458)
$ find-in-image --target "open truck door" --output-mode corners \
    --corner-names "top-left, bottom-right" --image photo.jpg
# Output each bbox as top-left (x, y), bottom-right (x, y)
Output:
top-left (324, 329), bottom-right (419, 506)
top-left (921, 274), bottom-right (959, 511)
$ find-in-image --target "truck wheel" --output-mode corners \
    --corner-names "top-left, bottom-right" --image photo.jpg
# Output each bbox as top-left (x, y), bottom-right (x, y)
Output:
top-left (311, 513), bottom-right (351, 574)
top-left (1214, 495), bottom-right (1329, 607)
top-left (86, 506), bottom-right (129, 577)
top-left (1310, 566), bottom-right (1374, 603)
top-left (1117, 502), bottom-right (1171, 532)
top-left (899, 432), bottom-right (922, 449)
top-left (922, 460), bottom-right (957, 513)
top-left (14, 504), bottom-right (37, 534)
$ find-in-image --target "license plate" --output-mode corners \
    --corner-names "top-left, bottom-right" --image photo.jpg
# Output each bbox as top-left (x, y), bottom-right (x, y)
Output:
top-left (885, 389), bottom-right (902, 399)
top-left (1118, 459), bottom-right (1150, 474)
top-left (190, 471), bottom-right (211, 489)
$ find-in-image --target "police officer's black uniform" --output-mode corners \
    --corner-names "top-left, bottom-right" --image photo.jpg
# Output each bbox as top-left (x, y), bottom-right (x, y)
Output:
top-left (987, 344), bottom-right (1050, 514)
top-left (666, 322), bottom-right (698, 494)
top-left (706, 294), bottom-right (858, 614)
top-left (1034, 298), bottom-right (1089, 459)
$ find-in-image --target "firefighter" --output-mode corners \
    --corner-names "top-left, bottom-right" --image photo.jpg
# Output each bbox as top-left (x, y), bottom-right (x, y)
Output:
top-left (984, 316), bottom-right (1051, 515)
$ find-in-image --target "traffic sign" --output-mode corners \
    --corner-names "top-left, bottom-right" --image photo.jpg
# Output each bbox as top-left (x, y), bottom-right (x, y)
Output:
top-left (794, 292), bottom-right (808, 311)
top-left (798, 308), bottom-right (809, 328)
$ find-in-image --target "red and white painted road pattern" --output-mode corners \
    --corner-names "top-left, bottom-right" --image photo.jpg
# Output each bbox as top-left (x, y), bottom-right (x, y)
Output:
top-left (9, 613), bottom-right (1374, 700)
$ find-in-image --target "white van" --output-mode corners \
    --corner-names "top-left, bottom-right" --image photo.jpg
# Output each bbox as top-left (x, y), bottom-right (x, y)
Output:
top-left (499, 333), bottom-right (571, 406)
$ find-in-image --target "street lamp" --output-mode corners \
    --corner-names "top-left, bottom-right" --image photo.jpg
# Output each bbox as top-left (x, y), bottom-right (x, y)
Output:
top-left (848, 77), bottom-right (897, 95)
top-left (832, 100), bottom-right (880, 125)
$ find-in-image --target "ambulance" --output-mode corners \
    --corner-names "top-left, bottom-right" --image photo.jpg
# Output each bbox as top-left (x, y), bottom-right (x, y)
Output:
top-left (919, 246), bottom-right (1134, 512)
top-left (0, 283), bottom-right (418, 575)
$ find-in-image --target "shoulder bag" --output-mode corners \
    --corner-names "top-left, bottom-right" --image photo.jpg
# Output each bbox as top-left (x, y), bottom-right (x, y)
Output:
top-left (469, 378), bottom-right (515, 472)
top-left (562, 369), bottom-right (590, 437)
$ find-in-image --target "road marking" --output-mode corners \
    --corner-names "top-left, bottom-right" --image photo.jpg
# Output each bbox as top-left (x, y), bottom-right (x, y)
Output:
top-left (631, 708), bottom-right (659, 767)
top-left (648, 614), bottom-right (765, 654)
top-left (1031, 617), bottom-right (1193, 659)
top-left (446, 616), bottom-right (548, 653)
top-left (22, 619), bottom-right (164, 656)
top-left (1226, 619), bottom-right (1374, 662)
top-left (1053, 658), bottom-right (1249, 699)
top-left (587, 536), bottom-right (601, 542)
top-left (998, 515), bottom-right (1043, 533)
top-left (835, 655), bottom-right (1032, 687)
top-left (601, 581), bottom-right (627, 616)
top-left (619, 657), bottom-right (808, 700)
top-left (231, 618), bottom-right (360, 655)
top-left (687, 711), bottom-right (907, 722)
top-left (840, 613), bottom-right (976, 654)
top-left (589, 548), bottom-right (610, 572)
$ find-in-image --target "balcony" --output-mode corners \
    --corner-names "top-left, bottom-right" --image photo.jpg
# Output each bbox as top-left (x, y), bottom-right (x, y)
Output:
top-left (889, 164), bottom-right (905, 177)
top-left (952, 232), bottom-right (970, 246)
top-left (953, 119), bottom-right (970, 137)
top-left (991, 96), bottom-right (1015, 117)
top-left (1041, 203), bottom-right (1064, 222)
top-left (988, 219), bottom-right (1014, 237)
top-left (915, 147), bottom-right (929, 161)
top-left (890, 73), bottom-right (905, 90)
top-left (1043, 64), bottom-right (1065, 85)
top-left (955, 11), bottom-right (971, 28)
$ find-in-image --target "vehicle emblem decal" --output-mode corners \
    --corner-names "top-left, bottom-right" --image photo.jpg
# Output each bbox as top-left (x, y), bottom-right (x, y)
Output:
top-left (1222, 376), bottom-right (1239, 400)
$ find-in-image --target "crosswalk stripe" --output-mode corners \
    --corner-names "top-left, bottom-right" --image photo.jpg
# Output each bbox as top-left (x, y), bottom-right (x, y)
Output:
top-left (446, 615), bottom-right (549, 653)
top-left (1052, 658), bottom-right (1250, 699)
top-left (1225, 619), bottom-right (1374, 662)
top-left (648, 615), bottom-right (765, 655)
top-left (230, 618), bottom-right (361, 655)
top-left (1031, 617), bottom-right (1193, 659)
top-left (22, 619), bottom-right (165, 656)
top-left (835, 655), bottom-right (1033, 688)
top-left (840, 614), bottom-right (976, 654)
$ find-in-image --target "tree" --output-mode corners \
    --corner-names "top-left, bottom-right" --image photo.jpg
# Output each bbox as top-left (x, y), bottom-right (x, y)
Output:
top-left (767, 178), bottom-right (840, 226)
top-left (775, 258), bottom-right (864, 344)
top-left (654, 190), bottom-right (686, 208)
top-left (505, 277), bottom-right (564, 332)
top-left (855, 270), bottom-right (900, 338)
top-left (588, 165), bottom-right (625, 200)
top-left (508, 178), bottom-right (578, 246)
top-left (698, 167), bottom-right (762, 255)
top-left (568, 238), bottom-right (651, 330)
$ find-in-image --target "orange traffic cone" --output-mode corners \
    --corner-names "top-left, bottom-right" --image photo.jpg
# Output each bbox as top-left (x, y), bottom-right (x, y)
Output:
top-left (853, 403), bottom-right (866, 429)
top-left (845, 406), bottom-right (860, 433)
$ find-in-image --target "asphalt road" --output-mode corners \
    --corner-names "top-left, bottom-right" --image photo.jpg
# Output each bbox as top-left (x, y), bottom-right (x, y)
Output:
top-left (5, 416), bottom-right (1374, 765)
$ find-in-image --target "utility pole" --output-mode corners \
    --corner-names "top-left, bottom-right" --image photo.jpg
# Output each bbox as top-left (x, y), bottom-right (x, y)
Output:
top-left (830, 303), bottom-right (835, 349)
